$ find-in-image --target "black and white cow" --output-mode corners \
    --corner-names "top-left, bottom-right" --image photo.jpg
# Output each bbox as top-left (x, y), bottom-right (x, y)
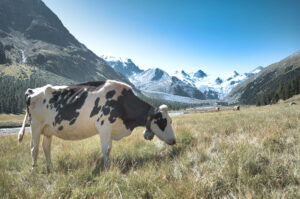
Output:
top-left (18, 80), bottom-right (176, 172)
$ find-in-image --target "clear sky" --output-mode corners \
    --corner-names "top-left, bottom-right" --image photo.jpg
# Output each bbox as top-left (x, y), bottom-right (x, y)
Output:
top-left (42, 0), bottom-right (300, 74)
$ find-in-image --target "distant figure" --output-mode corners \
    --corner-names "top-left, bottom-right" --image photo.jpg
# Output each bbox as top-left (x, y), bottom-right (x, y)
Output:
top-left (215, 107), bottom-right (220, 111)
top-left (289, 102), bottom-right (296, 106)
top-left (233, 105), bottom-right (240, 111)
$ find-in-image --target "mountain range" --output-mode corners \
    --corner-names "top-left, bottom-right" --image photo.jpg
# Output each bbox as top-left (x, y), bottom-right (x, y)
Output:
top-left (0, 0), bottom-right (299, 114)
top-left (102, 56), bottom-right (263, 101)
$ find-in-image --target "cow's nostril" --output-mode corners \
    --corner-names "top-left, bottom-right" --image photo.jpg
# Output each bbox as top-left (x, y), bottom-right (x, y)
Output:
top-left (168, 139), bottom-right (176, 145)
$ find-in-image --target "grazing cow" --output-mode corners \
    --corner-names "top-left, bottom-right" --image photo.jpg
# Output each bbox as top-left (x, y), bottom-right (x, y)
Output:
top-left (289, 101), bottom-right (296, 106)
top-left (215, 107), bottom-right (220, 112)
top-left (18, 80), bottom-right (176, 172)
top-left (233, 105), bottom-right (240, 111)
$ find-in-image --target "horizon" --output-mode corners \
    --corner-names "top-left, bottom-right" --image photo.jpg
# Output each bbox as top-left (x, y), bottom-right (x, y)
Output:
top-left (43, 0), bottom-right (300, 75)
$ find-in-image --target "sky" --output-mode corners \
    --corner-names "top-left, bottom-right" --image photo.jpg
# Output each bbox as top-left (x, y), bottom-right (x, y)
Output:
top-left (42, 0), bottom-right (300, 75)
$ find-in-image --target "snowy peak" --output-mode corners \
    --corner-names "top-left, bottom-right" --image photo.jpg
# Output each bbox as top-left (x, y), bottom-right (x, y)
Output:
top-left (102, 55), bottom-right (143, 77)
top-left (151, 68), bottom-right (169, 81)
top-left (181, 70), bottom-right (190, 77)
top-left (215, 77), bottom-right (223, 85)
top-left (194, 69), bottom-right (207, 78)
top-left (233, 71), bottom-right (239, 77)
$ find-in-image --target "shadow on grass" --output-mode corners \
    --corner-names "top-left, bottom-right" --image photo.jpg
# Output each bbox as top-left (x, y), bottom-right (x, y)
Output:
top-left (92, 144), bottom-right (187, 175)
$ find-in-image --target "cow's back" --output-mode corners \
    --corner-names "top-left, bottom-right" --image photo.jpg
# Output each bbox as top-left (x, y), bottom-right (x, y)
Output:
top-left (42, 80), bottom-right (131, 140)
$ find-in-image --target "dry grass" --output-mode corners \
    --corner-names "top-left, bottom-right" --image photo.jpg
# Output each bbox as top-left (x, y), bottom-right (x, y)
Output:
top-left (0, 96), bottom-right (300, 198)
top-left (0, 113), bottom-right (26, 128)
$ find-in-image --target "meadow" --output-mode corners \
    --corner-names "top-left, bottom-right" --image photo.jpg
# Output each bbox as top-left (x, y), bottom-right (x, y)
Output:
top-left (0, 96), bottom-right (299, 198)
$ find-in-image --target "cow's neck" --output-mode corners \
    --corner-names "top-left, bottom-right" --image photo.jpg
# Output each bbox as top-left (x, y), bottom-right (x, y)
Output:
top-left (121, 89), bottom-right (156, 131)
top-left (126, 105), bottom-right (155, 130)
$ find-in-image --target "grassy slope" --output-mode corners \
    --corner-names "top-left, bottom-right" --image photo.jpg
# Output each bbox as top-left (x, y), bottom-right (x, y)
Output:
top-left (0, 96), bottom-right (300, 198)
top-left (228, 51), bottom-right (300, 104)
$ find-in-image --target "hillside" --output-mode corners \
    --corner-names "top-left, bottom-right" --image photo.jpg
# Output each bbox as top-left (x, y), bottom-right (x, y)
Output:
top-left (0, 96), bottom-right (299, 198)
top-left (0, 0), bottom-right (133, 113)
top-left (227, 51), bottom-right (300, 104)
top-left (0, 0), bottom-right (129, 83)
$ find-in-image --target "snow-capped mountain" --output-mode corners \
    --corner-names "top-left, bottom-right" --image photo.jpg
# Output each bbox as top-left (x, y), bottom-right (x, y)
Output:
top-left (103, 56), bottom-right (263, 101)
top-left (130, 68), bottom-right (205, 99)
top-left (172, 68), bottom-right (263, 99)
top-left (101, 56), bottom-right (143, 77)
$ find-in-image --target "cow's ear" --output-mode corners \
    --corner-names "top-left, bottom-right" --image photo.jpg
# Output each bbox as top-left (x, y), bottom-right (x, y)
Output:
top-left (159, 104), bottom-right (168, 112)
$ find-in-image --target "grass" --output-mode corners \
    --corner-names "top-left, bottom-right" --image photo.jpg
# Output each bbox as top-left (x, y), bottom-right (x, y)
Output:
top-left (0, 96), bottom-right (300, 198)
top-left (0, 113), bottom-right (27, 128)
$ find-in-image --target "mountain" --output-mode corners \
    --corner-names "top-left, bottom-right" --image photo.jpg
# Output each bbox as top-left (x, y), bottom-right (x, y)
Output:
top-left (227, 51), bottom-right (300, 104)
top-left (103, 56), bottom-right (264, 101)
top-left (101, 56), bottom-right (143, 78)
top-left (130, 68), bottom-right (205, 100)
top-left (103, 56), bottom-right (206, 100)
top-left (0, 0), bottom-right (129, 83)
top-left (173, 69), bottom-right (263, 99)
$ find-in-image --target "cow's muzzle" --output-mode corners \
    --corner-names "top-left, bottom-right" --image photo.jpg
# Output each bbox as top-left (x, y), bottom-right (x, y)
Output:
top-left (143, 129), bottom-right (154, 140)
top-left (167, 139), bottom-right (176, 145)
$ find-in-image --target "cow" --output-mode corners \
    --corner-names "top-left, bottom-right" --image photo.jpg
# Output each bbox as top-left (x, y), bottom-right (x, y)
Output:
top-left (215, 107), bottom-right (220, 112)
top-left (18, 80), bottom-right (176, 172)
top-left (289, 101), bottom-right (296, 106)
top-left (233, 105), bottom-right (240, 111)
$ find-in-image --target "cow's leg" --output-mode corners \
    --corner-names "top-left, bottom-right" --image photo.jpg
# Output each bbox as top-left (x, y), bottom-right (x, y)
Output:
top-left (95, 121), bottom-right (112, 168)
top-left (30, 121), bottom-right (42, 171)
top-left (42, 135), bottom-right (52, 173)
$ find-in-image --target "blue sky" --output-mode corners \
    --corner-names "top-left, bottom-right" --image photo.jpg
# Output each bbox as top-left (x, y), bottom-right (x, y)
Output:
top-left (43, 0), bottom-right (300, 74)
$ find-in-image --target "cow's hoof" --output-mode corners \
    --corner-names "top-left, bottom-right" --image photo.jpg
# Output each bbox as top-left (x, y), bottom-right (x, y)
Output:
top-left (18, 135), bottom-right (23, 143)
top-left (143, 129), bottom-right (154, 140)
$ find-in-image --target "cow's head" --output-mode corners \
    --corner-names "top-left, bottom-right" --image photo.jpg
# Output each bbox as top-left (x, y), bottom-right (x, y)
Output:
top-left (144, 105), bottom-right (176, 145)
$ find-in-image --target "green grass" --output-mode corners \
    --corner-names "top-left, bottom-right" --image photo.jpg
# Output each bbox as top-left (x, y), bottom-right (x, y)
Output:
top-left (0, 96), bottom-right (300, 198)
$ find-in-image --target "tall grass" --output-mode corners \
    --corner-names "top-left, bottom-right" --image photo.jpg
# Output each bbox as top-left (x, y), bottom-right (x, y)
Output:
top-left (0, 96), bottom-right (299, 198)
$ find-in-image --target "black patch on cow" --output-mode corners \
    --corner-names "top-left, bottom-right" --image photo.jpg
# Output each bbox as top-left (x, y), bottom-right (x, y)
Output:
top-left (90, 97), bottom-right (101, 118)
top-left (101, 120), bottom-right (104, 125)
top-left (100, 88), bottom-right (153, 131)
top-left (46, 104), bottom-right (49, 109)
top-left (102, 105), bottom-right (111, 116)
top-left (48, 81), bottom-right (106, 126)
top-left (43, 99), bottom-right (46, 104)
top-left (49, 87), bottom-right (88, 126)
top-left (97, 118), bottom-right (100, 122)
top-left (69, 118), bottom-right (76, 125)
top-left (153, 112), bottom-right (167, 131)
top-left (58, 126), bottom-right (64, 131)
top-left (106, 90), bottom-right (116, 99)
top-left (75, 81), bottom-right (106, 88)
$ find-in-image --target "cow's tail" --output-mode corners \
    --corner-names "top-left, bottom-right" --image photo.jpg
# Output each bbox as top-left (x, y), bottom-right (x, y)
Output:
top-left (18, 109), bottom-right (28, 143)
